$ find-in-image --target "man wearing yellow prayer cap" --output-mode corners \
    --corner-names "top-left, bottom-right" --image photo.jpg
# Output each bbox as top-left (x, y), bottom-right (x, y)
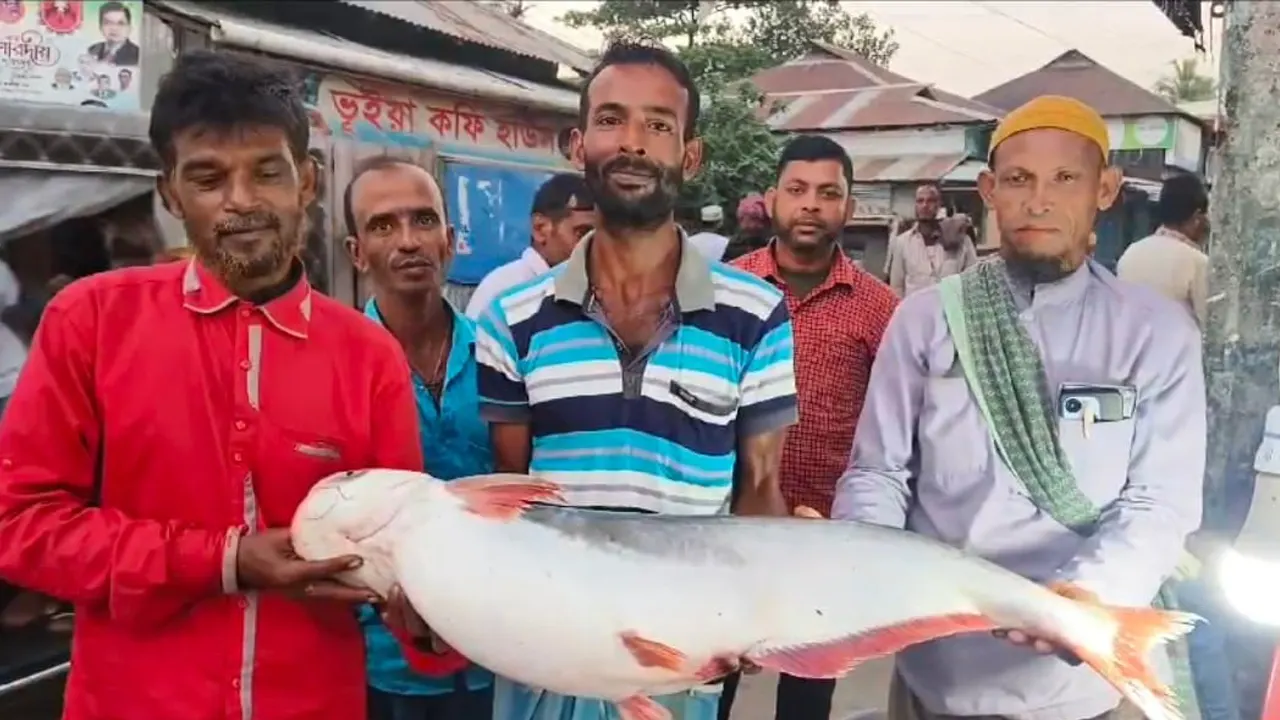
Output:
top-left (833, 94), bottom-right (1206, 720)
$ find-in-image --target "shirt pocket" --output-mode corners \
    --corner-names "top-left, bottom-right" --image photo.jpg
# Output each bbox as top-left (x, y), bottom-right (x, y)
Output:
top-left (667, 375), bottom-right (740, 420)
top-left (1056, 416), bottom-right (1136, 506)
top-left (255, 422), bottom-right (354, 526)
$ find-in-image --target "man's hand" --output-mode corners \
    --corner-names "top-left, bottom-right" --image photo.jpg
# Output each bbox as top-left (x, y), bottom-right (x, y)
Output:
top-left (381, 584), bottom-right (451, 654)
top-left (992, 629), bottom-right (1081, 665)
top-left (235, 528), bottom-right (378, 604)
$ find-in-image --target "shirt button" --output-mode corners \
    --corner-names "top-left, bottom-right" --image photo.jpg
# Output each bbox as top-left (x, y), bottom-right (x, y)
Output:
top-left (231, 678), bottom-right (241, 689)
top-left (239, 308), bottom-right (251, 318)
top-left (238, 598), bottom-right (248, 609)
top-left (239, 360), bottom-right (251, 371)
top-left (233, 452), bottom-right (243, 463)
top-left (235, 420), bottom-right (247, 431)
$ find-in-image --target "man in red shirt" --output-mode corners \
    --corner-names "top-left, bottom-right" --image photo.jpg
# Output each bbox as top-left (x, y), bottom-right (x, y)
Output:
top-left (0, 51), bottom-right (432, 720)
top-left (722, 134), bottom-right (899, 720)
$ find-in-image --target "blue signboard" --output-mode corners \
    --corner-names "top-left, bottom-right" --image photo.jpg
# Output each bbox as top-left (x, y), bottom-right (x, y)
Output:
top-left (443, 161), bottom-right (554, 285)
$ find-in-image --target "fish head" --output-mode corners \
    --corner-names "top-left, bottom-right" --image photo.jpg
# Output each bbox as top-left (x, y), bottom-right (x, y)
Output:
top-left (290, 469), bottom-right (432, 598)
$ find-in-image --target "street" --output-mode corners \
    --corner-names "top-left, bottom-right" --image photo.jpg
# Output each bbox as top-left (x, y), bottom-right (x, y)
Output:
top-left (729, 662), bottom-right (892, 720)
top-left (2, 660), bottom-right (894, 720)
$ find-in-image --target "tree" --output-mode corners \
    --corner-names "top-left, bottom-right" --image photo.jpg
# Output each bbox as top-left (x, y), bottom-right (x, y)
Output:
top-left (1154, 57), bottom-right (1215, 103)
top-left (678, 74), bottom-right (780, 212)
top-left (562, 0), bottom-right (897, 77)
top-left (485, 0), bottom-right (531, 20)
top-left (562, 0), bottom-right (712, 47)
top-left (740, 2), bottom-right (897, 69)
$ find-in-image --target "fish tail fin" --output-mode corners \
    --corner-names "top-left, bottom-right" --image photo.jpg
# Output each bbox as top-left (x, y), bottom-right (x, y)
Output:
top-left (1050, 583), bottom-right (1199, 720)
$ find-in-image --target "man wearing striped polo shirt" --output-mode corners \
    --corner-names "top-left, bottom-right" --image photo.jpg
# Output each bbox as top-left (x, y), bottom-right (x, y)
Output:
top-left (474, 40), bottom-right (797, 720)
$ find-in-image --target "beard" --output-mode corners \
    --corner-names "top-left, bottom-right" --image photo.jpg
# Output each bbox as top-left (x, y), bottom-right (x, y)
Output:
top-left (1000, 242), bottom-right (1080, 285)
top-left (202, 210), bottom-right (301, 291)
top-left (584, 154), bottom-right (682, 231)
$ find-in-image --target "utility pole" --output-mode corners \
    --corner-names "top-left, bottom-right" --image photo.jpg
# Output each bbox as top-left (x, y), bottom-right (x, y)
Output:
top-left (1204, 2), bottom-right (1280, 717)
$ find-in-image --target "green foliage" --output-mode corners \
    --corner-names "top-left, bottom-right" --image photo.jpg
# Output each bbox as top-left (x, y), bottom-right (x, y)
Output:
top-left (678, 76), bottom-right (779, 210)
top-left (1154, 57), bottom-right (1215, 104)
top-left (562, 0), bottom-right (708, 47)
top-left (561, 0), bottom-right (898, 76)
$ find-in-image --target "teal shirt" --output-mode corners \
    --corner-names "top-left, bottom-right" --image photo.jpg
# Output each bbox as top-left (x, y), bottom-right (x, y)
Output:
top-left (360, 299), bottom-right (494, 696)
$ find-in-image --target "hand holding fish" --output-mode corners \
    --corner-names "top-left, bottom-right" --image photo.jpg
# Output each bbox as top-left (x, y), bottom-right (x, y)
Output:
top-left (992, 628), bottom-right (1079, 664)
top-left (235, 528), bottom-right (379, 604)
top-left (381, 584), bottom-right (452, 654)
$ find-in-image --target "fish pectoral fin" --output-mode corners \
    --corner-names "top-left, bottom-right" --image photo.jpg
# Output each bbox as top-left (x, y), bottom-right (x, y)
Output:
top-left (619, 631), bottom-right (688, 672)
top-left (615, 695), bottom-right (672, 720)
top-left (445, 474), bottom-right (565, 521)
top-left (747, 613), bottom-right (996, 679)
top-left (692, 654), bottom-right (740, 683)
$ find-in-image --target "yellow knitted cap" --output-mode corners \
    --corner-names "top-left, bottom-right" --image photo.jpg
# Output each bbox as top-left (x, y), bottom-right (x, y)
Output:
top-left (990, 95), bottom-right (1110, 160)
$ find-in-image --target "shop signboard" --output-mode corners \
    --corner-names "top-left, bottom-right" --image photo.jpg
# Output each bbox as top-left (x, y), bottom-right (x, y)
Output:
top-left (0, 0), bottom-right (143, 112)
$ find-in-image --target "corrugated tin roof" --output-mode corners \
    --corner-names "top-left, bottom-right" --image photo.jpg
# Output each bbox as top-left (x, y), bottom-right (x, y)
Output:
top-left (973, 50), bottom-right (1185, 117)
top-left (752, 43), bottom-right (1002, 130)
top-left (152, 0), bottom-right (579, 114)
top-left (337, 0), bottom-right (595, 73)
top-left (767, 84), bottom-right (999, 132)
top-left (845, 153), bottom-right (969, 183)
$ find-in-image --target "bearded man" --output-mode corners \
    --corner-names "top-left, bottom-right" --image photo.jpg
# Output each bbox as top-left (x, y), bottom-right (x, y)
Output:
top-left (0, 51), bottom-right (432, 719)
top-left (473, 40), bottom-right (800, 720)
top-left (834, 96), bottom-right (1205, 720)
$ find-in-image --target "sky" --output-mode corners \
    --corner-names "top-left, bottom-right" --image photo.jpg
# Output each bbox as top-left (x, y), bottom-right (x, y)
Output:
top-left (521, 1), bottom-right (1222, 99)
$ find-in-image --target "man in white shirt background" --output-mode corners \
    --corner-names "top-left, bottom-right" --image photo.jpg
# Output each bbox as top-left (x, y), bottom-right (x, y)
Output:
top-left (1116, 172), bottom-right (1210, 328)
top-left (687, 203), bottom-right (731, 261)
top-left (464, 173), bottom-right (594, 319)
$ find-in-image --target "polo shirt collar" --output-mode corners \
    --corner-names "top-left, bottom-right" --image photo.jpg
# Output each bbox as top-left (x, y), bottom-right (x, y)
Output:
top-left (182, 259), bottom-right (312, 339)
top-left (741, 239), bottom-right (859, 289)
top-left (364, 297), bottom-right (475, 384)
top-left (552, 227), bottom-right (715, 312)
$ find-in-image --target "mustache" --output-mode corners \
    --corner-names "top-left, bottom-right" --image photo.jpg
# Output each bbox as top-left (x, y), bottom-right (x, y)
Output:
top-left (215, 212), bottom-right (280, 238)
top-left (601, 156), bottom-right (661, 179)
top-left (391, 255), bottom-right (436, 270)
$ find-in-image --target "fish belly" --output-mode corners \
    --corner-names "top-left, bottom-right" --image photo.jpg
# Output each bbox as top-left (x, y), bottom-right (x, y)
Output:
top-left (391, 510), bottom-right (1066, 700)
top-left (392, 515), bottom-right (761, 700)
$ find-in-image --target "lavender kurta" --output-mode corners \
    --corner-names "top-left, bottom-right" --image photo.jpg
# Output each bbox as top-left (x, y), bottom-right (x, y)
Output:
top-left (833, 260), bottom-right (1205, 720)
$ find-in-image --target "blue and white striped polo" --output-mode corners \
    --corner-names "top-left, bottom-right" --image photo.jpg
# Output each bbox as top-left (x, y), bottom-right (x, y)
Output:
top-left (474, 232), bottom-right (798, 515)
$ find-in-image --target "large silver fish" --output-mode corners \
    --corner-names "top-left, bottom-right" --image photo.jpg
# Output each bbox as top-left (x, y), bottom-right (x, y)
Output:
top-left (291, 470), bottom-right (1197, 720)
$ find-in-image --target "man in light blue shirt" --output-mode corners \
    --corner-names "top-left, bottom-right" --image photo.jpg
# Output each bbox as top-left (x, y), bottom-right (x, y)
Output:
top-left (344, 155), bottom-right (493, 720)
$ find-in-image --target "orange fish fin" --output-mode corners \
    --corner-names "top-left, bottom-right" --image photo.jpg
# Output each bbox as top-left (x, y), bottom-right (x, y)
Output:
top-left (619, 631), bottom-right (687, 672)
top-left (445, 474), bottom-right (565, 521)
top-left (1047, 580), bottom-right (1101, 603)
top-left (748, 613), bottom-right (996, 679)
top-left (1044, 584), bottom-right (1199, 720)
top-left (692, 654), bottom-right (740, 684)
top-left (615, 695), bottom-right (672, 720)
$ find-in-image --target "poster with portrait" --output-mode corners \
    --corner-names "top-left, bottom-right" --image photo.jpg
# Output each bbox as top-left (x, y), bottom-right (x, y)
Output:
top-left (0, 0), bottom-right (143, 112)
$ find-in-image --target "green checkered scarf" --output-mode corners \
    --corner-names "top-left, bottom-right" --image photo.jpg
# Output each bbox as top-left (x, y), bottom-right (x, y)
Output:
top-left (938, 258), bottom-right (1199, 719)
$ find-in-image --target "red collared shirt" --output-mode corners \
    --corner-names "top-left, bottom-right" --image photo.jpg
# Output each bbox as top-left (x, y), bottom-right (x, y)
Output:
top-left (734, 246), bottom-right (899, 515)
top-left (0, 260), bottom-right (424, 720)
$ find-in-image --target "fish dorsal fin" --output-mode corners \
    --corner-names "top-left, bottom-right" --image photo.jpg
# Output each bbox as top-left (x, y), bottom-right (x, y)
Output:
top-left (445, 474), bottom-right (565, 521)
